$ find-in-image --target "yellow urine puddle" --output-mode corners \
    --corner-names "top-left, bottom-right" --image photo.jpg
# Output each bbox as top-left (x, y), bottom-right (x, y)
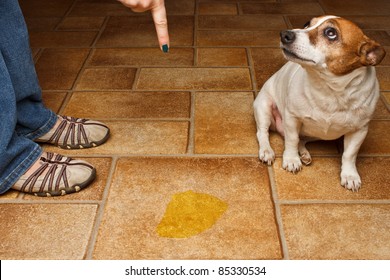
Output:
top-left (157, 190), bottom-right (228, 238)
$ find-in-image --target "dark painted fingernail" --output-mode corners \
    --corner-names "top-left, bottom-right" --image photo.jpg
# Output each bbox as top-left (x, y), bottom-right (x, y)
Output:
top-left (162, 44), bottom-right (169, 53)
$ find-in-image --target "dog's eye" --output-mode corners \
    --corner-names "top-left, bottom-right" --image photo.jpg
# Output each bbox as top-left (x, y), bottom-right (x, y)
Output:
top-left (324, 27), bottom-right (338, 40)
top-left (303, 21), bottom-right (310, 29)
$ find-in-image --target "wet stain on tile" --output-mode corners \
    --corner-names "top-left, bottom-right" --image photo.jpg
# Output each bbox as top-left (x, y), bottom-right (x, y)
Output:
top-left (157, 190), bottom-right (228, 238)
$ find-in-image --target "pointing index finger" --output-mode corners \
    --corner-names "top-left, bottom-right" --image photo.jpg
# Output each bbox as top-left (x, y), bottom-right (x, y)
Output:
top-left (151, 2), bottom-right (170, 52)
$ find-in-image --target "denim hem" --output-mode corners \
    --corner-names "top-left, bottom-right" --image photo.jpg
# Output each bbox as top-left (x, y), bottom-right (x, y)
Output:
top-left (0, 145), bottom-right (42, 194)
top-left (24, 110), bottom-right (57, 141)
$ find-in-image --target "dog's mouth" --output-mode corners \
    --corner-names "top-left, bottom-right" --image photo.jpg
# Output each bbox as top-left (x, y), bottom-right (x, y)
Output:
top-left (282, 48), bottom-right (315, 64)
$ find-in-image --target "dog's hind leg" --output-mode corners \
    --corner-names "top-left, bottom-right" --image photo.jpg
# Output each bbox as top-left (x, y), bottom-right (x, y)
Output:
top-left (298, 139), bottom-right (312, 165)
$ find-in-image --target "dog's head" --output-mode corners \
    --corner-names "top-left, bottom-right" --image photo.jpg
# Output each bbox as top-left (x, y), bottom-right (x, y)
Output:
top-left (280, 15), bottom-right (386, 75)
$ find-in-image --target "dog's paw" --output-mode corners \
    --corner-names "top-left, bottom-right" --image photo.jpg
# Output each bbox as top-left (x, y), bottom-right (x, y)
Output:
top-left (259, 147), bottom-right (275, 165)
top-left (341, 172), bottom-right (361, 192)
top-left (282, 156), bottom-right (302, 173)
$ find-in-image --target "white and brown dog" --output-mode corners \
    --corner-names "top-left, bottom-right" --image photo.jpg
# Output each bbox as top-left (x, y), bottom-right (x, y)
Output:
top-left (253, 15), bottom-right (386, 191)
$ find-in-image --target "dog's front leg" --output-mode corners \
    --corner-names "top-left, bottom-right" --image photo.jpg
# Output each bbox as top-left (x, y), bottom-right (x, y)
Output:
top-left (282, 114), bottom-right (302, 173)
top-left (341, 126), bottom-right (368, 191)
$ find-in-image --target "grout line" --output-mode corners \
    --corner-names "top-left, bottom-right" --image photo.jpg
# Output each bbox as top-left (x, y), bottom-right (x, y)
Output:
top-left (246, 47), bottom-right (258, 93)
top-left (85, 156), bottom-right (118, 260)
top-left (267, 166), bottom-right (290, 260)
top-left (186, 91), bottom-right (196, 154)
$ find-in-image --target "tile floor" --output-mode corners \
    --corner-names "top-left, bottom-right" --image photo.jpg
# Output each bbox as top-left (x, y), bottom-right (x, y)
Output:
top-left (0, 0), bottom-right (389, 260)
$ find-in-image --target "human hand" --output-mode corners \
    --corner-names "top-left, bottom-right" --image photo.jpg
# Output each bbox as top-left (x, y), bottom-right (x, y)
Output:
top-left (117, 0), bottom-right (170, 52)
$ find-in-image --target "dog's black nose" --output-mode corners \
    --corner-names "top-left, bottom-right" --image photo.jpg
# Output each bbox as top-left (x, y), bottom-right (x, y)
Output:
top-left (280, 30), bottom-right (296, 44)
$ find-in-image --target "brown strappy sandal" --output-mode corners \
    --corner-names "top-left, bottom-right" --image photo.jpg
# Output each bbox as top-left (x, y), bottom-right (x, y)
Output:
top-left (12, 152), bottom-right (96, 197)
top-left (35, 115), bottom-right (110, 149)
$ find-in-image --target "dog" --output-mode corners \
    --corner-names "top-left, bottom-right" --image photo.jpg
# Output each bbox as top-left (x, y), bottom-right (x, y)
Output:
top-left (253, 15), bottom-right (386, 191)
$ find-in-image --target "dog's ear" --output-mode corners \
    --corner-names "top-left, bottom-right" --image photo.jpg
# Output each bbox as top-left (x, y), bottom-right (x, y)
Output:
top-left (359, 39), bottom-right (386, 66)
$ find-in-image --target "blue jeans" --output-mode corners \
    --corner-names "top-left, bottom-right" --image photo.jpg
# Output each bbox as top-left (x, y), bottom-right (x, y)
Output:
top-left (0, 0), bottom-right (57, 194)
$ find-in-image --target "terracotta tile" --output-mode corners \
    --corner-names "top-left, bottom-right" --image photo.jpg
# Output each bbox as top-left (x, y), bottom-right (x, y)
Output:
top-left (373, 97), bottom-right (390, 119)
top-left (364, 31), bottom-right (390, 46)
top-left (320, 0), bottom-right (390, 16)
top-left (240, 2), bottom-right (323, 15)
top-left (88, 48), bottom-right (194, 66)
top-left (287, 15), bottom-right (322, 29)
top-left (69, 2), bottom-right (132, 17)
top-left (57, 17), bottom-right (105, 30)
top-left (195, 92), bottom-right (258, 154)
top-left (376, 67), bottom-right (390, 90)
top-left (42, 121), bottom-right (189, 155)
top-left (36, 48), bottom-right (90, 90)
top-left (93, 157), bottom-right (281, 259)
top-left (197, 30), bottom-right (280, 47)
top-left (250, 48), bottom-right (286, 89)
top-left (136, 68), bottom-right (252, 91)
top-left (197, 48), bottom-right (247, 66)
top-left (63, 91), bottom-right (191, 119)
top-left (343, 16), bottom-right (390, 30)
top-left (0, 204), bottom-right (97, 259)
top-left (360, 120), bottom-right (390, 154)
top-left (75, 68), bottom-right (137, 90)
top-left (274, 157), bottom-right (390, 201)
top-left (42, 91), bottom-right (67, 113)
top-left (165, 0), bottom-right (195, 15)
top-left (96, 16), bottom-right (193, 47)
top-left (25, 158), bottom-right (112, 201)
top-left (383, 91), bottom-right (390, 106)
top-left (29, 31), bottom-right (97, 48)
top-left (199, 3), bottom-right (238, 15)
top-left (281, 204), bottom-right (390, 259)
top-left (198, 15), bottom-right (286, 30)
top-left (381, 47), bottom-right (390, 65)
top-left (25, 18), bottom-right (61, 31)
top-left (19, 0), bottom-right (74, 17)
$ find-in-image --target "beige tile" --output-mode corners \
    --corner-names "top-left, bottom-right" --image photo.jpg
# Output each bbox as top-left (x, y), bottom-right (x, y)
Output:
top-left (360, 120), bottom-right (390, 154)
top-left (377, 67), bottom-right (390, 90)
top-left (93, 157), bottom-right (281, 259)
top-left (195, 92), bottom-right (258, 154)
top-left (198, 15), bottom-right (286, 30)
top-left (320, 0), bottom-right (390, 16)
top-left (0, 204), bottom-right (97, 259)
top-left (96, 16), bottom-right (193, 47)
top-left (0, 190), bottom-right (19, 200)
top-left (63, 91), bottom-right (191, 119)
top-left (251, 48), bottom-right (286, 89)
top-left (199, 3), bottom-right (238, 15)
top-left (42, 121), bottom-right (189, 155)
top-left (75, 68), bottom-right (137, 90)
top-left (57, 17), bottom-right (105, 30)
top-left (36, 48), bottom-right (90, 90)
top-left (24, 158), bottom-right (112, 201)
top-left (42, 91), bottom-right (67, 113)
top-left (88, 48), bottom-right (194, 66)
top-left (29, 31), bottom-right (97, 48)
top-left (197, 30), bottom-right (280, 47)
top-left (274, 157), bottom-right (390, 201)
top-left (281, 204), bottom-right (390, 259)
top-left (240, 2), bottom-right (323, 15)
top-left (137, 68), bottom-right (252, 91)
top-left (197, 48), bottom-right (248, 66)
